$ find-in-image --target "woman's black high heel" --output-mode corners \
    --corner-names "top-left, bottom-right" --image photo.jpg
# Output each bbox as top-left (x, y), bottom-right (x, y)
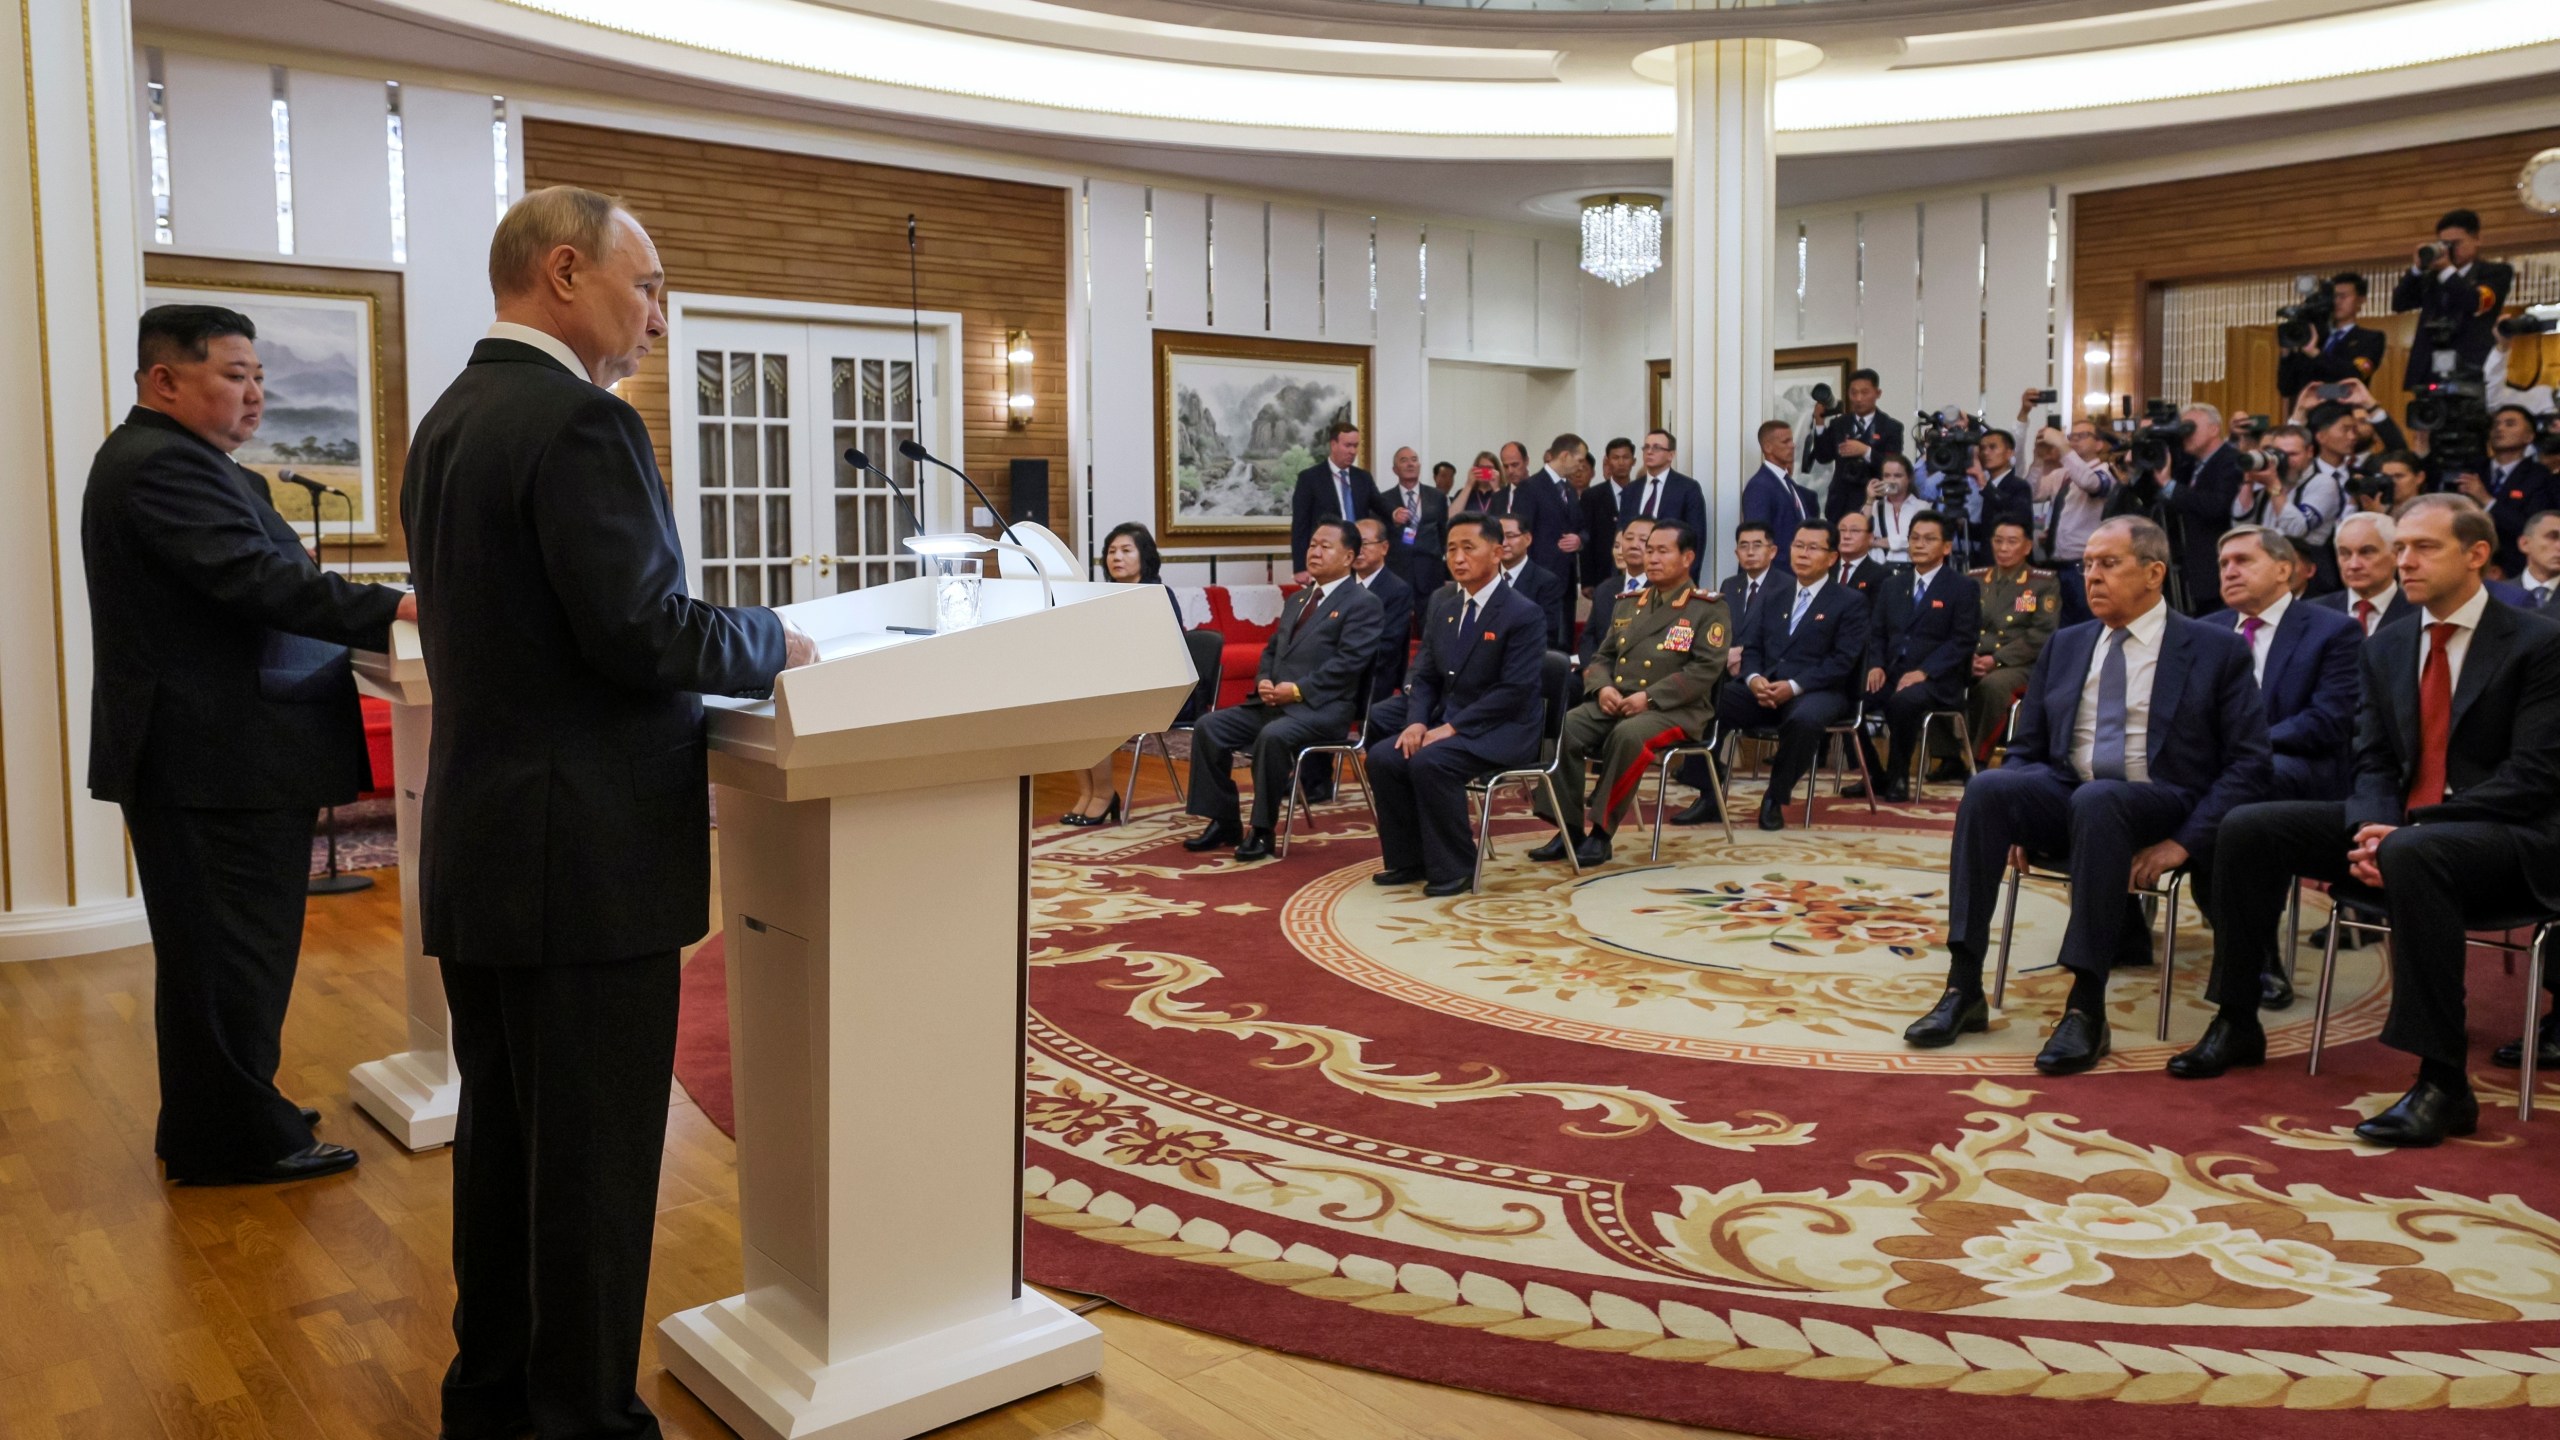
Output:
top-left (1059, 795), bottom-right (1122, 827)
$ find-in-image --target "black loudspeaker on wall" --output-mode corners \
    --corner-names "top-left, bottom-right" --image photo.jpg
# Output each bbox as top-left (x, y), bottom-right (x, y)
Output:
top-left (1008, 457), bottom-right (1051, 527)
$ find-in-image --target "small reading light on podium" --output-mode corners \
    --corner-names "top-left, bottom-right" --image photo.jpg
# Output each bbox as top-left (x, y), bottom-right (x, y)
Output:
top-left (1006, 329), bottom-right (1034, 430)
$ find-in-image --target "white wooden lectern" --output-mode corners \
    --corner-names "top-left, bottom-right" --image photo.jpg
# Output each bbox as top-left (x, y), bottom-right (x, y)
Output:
top-left (659, 575), bottom-right (1193, 1440)
top-left (347, 621), bottom-right (457, 1150)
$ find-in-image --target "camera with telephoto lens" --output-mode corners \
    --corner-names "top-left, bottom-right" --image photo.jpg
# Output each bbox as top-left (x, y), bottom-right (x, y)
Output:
top-left (1918, 405), bottom-right (1990, 476)
top-left (2497, 303), bottom-right (2560, 340)
top-left (2342, 460), bottom-right (2398, 505)
top-left (2535, 414), bottom-right (2560, 460)
top-left (2407, 378), bottom-right (2490, 477)
top-left (2124, 399), bottom-right (2195, 478)
top-left (2275, 274), bottom-right (2336, 353)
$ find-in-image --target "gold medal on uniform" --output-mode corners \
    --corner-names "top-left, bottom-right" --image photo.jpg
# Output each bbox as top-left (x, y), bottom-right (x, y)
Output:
top-left (1663, 619), bottom-right (1694, 653)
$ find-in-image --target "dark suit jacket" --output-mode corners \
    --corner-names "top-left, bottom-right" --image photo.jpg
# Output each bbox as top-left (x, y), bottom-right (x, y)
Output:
top-left (1291, 461), bottom-right (1376, 573)
top-left (2004, 610), bottom-right (2274, 855)
top-left (2203, 599), bottom-right (2362, 798)
top-left (1718, 569), bottom-right (1787, 656)
top-left (1741, 578), bottom-right (1870, 701)
top-left (1620, 469), bottom-right (1709, 546)
top-left (1489, 470), bottom-right (1583, 596)
top-left (1583, 576), bottom-right (1648, 659)
top-left (2391, 260), bottom-right (2516, 387)
top-left (1812, 410), bottom-right (1905, 521)
top-left (1832, 555), bottom-right (1891, 607)
top-left (403, 339), bottom-right (788, 966)
top-left (1977, 471), bottom-right (2036, 557)
top-left (1581, 481), bottom-right (1631, 589)
top-left (1254, 578), bottom-right (1386, 728)
top-left (1738, 463), bottom-right (1819, 556)
top-left (2312, 586), bottom-right (2419, 633)
top-left (1405, 581), bottom-right (1548, 768)
top-left (1350, 566), bottom-right (1415, 702)
top-left (2347, 597), bottom-right (2560, 907)
top-left (1501, 561), bottom-right (1571, 651)
top-left (2278, 324), bottom-right (2388, 403)
top-left (1371, 478), bottom-right (1448, 590)
top-left (2160, 444), bottom-right (2243, 611)
top-left (1865, 566), bottom-right (1984, 706)
top-left (2483, 456), bottom-right (2556, 579)
top-left (81, 406), bottom-right (404, 809)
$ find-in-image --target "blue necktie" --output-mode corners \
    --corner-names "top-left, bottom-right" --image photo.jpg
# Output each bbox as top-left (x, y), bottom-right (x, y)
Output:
top-left (1789, 587), bottom-right (1812, 634)
top-left (1338, 470), bottom-right (1356, 521)
top-left (2091, 627), bottom-right (2131, 781)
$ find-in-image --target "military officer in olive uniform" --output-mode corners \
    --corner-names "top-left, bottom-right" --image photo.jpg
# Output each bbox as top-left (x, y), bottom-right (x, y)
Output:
top-left (1531, 521), bottom-right (1729, 866)
top-left (1960, 516), bottom-right (2060, 769)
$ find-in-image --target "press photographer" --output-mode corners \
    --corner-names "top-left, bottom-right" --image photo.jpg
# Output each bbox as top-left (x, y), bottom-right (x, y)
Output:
top-left (2347, 448), bottom-right (2427, 515)
top-left (2274, 271), bottom-right (2385, 407)
top-left (2390, 208), bottom-right (2514, 387)
top-left (1810, 368), bottom-right (1905, 522)
top-left (2153, 402), bottom-right (2243, 614)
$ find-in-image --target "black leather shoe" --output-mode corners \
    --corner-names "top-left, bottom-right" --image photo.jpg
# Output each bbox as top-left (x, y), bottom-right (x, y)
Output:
top-left (2166, 1015), bottom-right (2266, 1079)
top-left (1575, 830), bottom-right (1613, 867)
top-left (2353, 1078), bottom-right (2480, 1147)
top-left (2492, 1025), bottom-right (2560, 1070)
top-left (1183, 820), bottom-right (1241, 853)
top-left (299, 1106), bottom-right (321, 1127)
top-left (1875, 778), bottom-right (1911, 804)
top-left (1925, 759), bottom-right (1969, 784)
top-left (1527, 830), bottom-right (1579, 863)
top-left (1903, 988), bottom-right (1988, 1049)
top-left (1372, 866), bottom-right (1425, 886)
top-left (1423, 876), bottom-right (1472, 898)
top-left (1232, 828), bottom-right (1275, 861)
top-left (1757, 797), bottom-right (1786, 832)
top-left (1838, 778), bottom-right (1869, 799)
top-left (1299, 782), bottom-right (1335, 805)
top-left (2034, 1009), bottom-right (2111, 1076)
top-left (2260, 965), bottom-right (2296, 1011)
top-left (173, 1141), bottom-right (358, 1187)
top-left (1670, 794), bottom-right (1724, 827)
top-left (2306, 918), bottom-right (2375, 952)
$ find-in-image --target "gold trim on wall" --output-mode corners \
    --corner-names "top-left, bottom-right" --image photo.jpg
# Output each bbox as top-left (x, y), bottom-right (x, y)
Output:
top-left (1152, 329), bottom-right (1374, 553)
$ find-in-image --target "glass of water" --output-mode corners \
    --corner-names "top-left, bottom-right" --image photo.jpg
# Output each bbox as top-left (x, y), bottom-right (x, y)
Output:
top-left (932, 556), bottom-right (983, 632)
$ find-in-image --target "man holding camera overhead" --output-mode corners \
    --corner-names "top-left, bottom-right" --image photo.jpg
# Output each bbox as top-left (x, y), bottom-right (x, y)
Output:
top-left (2392, 209), bottom-right (2513, 388)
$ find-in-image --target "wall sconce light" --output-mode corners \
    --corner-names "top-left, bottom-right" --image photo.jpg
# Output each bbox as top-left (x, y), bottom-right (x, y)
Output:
top-left (2081, 332), bottom-right (2113, 414)
top-left (1006, 329), bottom-right (1034, 429)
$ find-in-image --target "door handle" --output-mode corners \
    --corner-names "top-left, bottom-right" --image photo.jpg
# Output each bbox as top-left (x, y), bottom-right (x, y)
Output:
top-left (794, 554), bottom-right (812, 565)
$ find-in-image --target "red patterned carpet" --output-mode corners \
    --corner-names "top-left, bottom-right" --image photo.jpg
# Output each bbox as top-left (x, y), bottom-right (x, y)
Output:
top-left (675, 785), bottom-right (2560, 1437)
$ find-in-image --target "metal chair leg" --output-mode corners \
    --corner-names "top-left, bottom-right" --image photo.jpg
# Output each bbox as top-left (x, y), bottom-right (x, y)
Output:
top-left (1471, 785), bottom-right (1497, 894)
top-left (1912, 714), bottom-right (1937, 801)
top-left (2283, 881), bottom-right (2303, 990)
top-left (1650, 750), bottom-right (1676, 862)
top-left (1993, 864), bottom-right (2023, 1009)
top-left (2307, 911), bottom-right (2346, 1075)
top-left (1117, 735), bottom-right (1144, 821)
top-left (2521, 924), bottom-right (2547, 1122)
top-left (2155, 872), bottom-right (2183, 1044)
top-left (1539, 775), bottom-right (1582, 876)
top-left (1804, 733), bottom-right (1824, 830)
top-left (1278, 762), bottom-right (1307, 858)
top-left (1955, 714), bottom-right (1977, 777)
top-left (1156, 734), bottom-right (1186, 803)
top-left (1848, 728), bottom-right (1879, 815)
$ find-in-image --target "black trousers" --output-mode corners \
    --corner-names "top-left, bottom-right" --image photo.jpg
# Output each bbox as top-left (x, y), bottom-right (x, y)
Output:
top-left (1717, 685), bottom-right (1849, 810)
top-left (1186, 701), bottom-right (1346, 831)
top-left (1367, 729), bottom-right (1526, 885)
top-left (124, 803), bottom-right (319, 1178)
top-left (2203, 802), bottom-right (2555, 1068)
top-left (1859, 677), bottom-right (1964, 784)
top-left (1947, 766), bottom-right (2189, 982)
top-left (441, 952), bottom-right (680, 1440)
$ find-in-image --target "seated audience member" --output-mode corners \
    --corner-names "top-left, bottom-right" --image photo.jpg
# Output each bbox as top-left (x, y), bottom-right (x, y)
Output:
top-left (1906, 517), bottom-right (2271, 1074)
top-left (1533, 522), bottom-right (1729, 865)
top-left (2027, 419), bottom-right (2117, 627)
top-left (1366, 514), bottom-right (1548, 897)
top-left (1740, 419), bottom-right (1820, 557)
top-left (2449, 405), bottom-right (2555, 579)
top-left (2205, 526), bottom-right (2361, 803)
top-left (1496, 512), bottom-right (1571, 650)
top-left (1350, 518), bottom-right (1416, 701)
top-left (1865, 454), bottom-right (1932, 566)
top-left (2313, 511), bottom-right (2416, 636)
top-left (1668, 520), bottom-right (1785, 827)
top-left (1181, 520), bottom-right (1384, 861)
top-left (1831, 511), bottom-right (1889, 600)
top-left (1066, 521), bottom-right (1169, 824)
top-left (1848, 511), bottom-right (1982, 802)
top-left (1963, 518), bottom-right (2059, 770)
top-left (1718, 519), bottom-right (1872, 831)
top-left (2517, 509), bottom-right (2560, 609)
top-left (1582, 516), bottom-right (1655, 660)
top-left (2174, 495), bottom-right (2560, 1146)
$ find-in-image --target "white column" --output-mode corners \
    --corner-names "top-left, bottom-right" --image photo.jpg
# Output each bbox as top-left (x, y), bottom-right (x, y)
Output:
top-left (1668, 31), bottom-right (1778, 560)
top-left (0, 0), bottom-right (150, 962)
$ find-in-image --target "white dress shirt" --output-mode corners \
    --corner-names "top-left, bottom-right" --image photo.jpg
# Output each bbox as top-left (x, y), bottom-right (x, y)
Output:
top-left (1755, 576), bottom-right (1829, 696)
top-left (1871, 493), bottom-right (1931, 564)
top-left (2271, 460), bottom-right (2347, 547)
top-left (1752, 462), bottom-right (1809, 519)
top-left (1632, 468), bottom-right (1671, 519)
top-left (2419, 583), bottom-right (2490, 693)
top-left (2524, 570), bottom-right (2560, 609)
top-left (2345, 582), bottom-right (2399, 636)
top-left (2234, 590), bottom-right (2291, 683)
top-left (2070, 597), bottom-right (2172, 784)
top-left (485, 321), bottom-right (594, 384)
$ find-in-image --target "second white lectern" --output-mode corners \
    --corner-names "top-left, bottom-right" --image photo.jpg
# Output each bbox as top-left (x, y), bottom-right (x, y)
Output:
top-left (347, 621), bottom-right (457, 1149)
top-left (659, 576), bottom-right (1193, 1440)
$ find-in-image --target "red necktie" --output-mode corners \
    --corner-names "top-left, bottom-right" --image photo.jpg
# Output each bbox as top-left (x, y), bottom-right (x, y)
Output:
top-left (2354, 599), bottom-right (2374, 635)
top-left (2408, 622), bottom-right (2456, 809)
top-left (1291, 590), bottom-right (1320, 639)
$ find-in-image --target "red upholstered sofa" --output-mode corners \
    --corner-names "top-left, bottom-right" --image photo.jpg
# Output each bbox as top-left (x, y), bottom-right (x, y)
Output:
top-left (360, 697), bottom-right (394, 800)
top-left (1167, 584), bottom-right (1299, 710)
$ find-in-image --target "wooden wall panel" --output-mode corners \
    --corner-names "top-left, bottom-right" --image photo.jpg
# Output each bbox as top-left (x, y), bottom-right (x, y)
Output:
top-left (521, 120), bottom-right (1070, 525)
top-left (2073, 125), bottom-right (2560, 403)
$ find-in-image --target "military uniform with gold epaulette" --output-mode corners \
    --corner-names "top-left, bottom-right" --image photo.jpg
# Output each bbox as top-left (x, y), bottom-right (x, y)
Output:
top-left (1963, 563), bottom-right (2059, 763)
top-left (1547, 583), bottom-right (1731, 848)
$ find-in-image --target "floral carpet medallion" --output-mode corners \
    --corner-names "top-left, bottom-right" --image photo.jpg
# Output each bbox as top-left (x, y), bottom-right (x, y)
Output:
top-left (688, 796), bottom-right (2560, 1438)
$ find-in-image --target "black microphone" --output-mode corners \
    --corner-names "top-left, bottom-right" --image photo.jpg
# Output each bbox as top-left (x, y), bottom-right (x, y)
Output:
top-left (274, 466), bottom-right (343, 497)
top-left (897, 438), bottom-right (1024, 548)
top-left (840, 447), bottom-right (926, 543)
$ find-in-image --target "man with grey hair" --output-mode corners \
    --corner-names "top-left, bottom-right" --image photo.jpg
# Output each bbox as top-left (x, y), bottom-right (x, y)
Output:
top-left (406, 185), bottom-right (815, 1439)
top-left (1906, 515), bottom-right (2271, 1074)
top-left (2312, 510), bottom-right (2414, 636)
top-left (2154, 401), bottom-right (2242, 614)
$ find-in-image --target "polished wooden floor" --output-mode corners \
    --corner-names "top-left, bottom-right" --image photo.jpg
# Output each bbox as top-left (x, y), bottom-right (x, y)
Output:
top-left (0, 764), bottom-right (1751, 1440)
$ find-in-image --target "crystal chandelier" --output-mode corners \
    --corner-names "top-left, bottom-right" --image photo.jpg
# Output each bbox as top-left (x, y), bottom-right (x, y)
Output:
top-left (1579, 194), bottom-right (1663, 287)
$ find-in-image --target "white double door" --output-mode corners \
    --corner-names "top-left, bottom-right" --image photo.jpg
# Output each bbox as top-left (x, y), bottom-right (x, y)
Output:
top-left (675, 316), bottom-right (943, 606)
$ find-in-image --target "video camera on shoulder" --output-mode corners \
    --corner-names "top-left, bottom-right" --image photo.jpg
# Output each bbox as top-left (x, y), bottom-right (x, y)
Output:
top-left (2123, 399), bottom-right (2194, 479)
top-left (2275, 273), bottom-right (2337, 354)
top-left (2407, 377), bottom-right (2490, 477)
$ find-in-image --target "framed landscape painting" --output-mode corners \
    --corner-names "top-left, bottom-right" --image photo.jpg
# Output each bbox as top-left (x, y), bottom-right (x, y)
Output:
top-left (1154, 331), bottom-right (1371, 550)
top-left (143, 260), bottom-right (403, 547)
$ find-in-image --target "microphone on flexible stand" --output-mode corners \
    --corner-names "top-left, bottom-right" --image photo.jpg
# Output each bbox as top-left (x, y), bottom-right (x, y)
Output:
top-left (897, 438), bottom-right (1024, 549)
top-left (841, 447), bottom-right (926, 544)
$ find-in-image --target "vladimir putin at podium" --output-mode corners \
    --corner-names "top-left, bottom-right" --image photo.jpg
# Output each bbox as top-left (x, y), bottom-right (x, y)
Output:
top-left (404, 187), bottom-right (814, 1440)
top-left (82, 304), bottom-right (414, 1187)
top-left (1182, 519), bottom-right (1384, 860)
